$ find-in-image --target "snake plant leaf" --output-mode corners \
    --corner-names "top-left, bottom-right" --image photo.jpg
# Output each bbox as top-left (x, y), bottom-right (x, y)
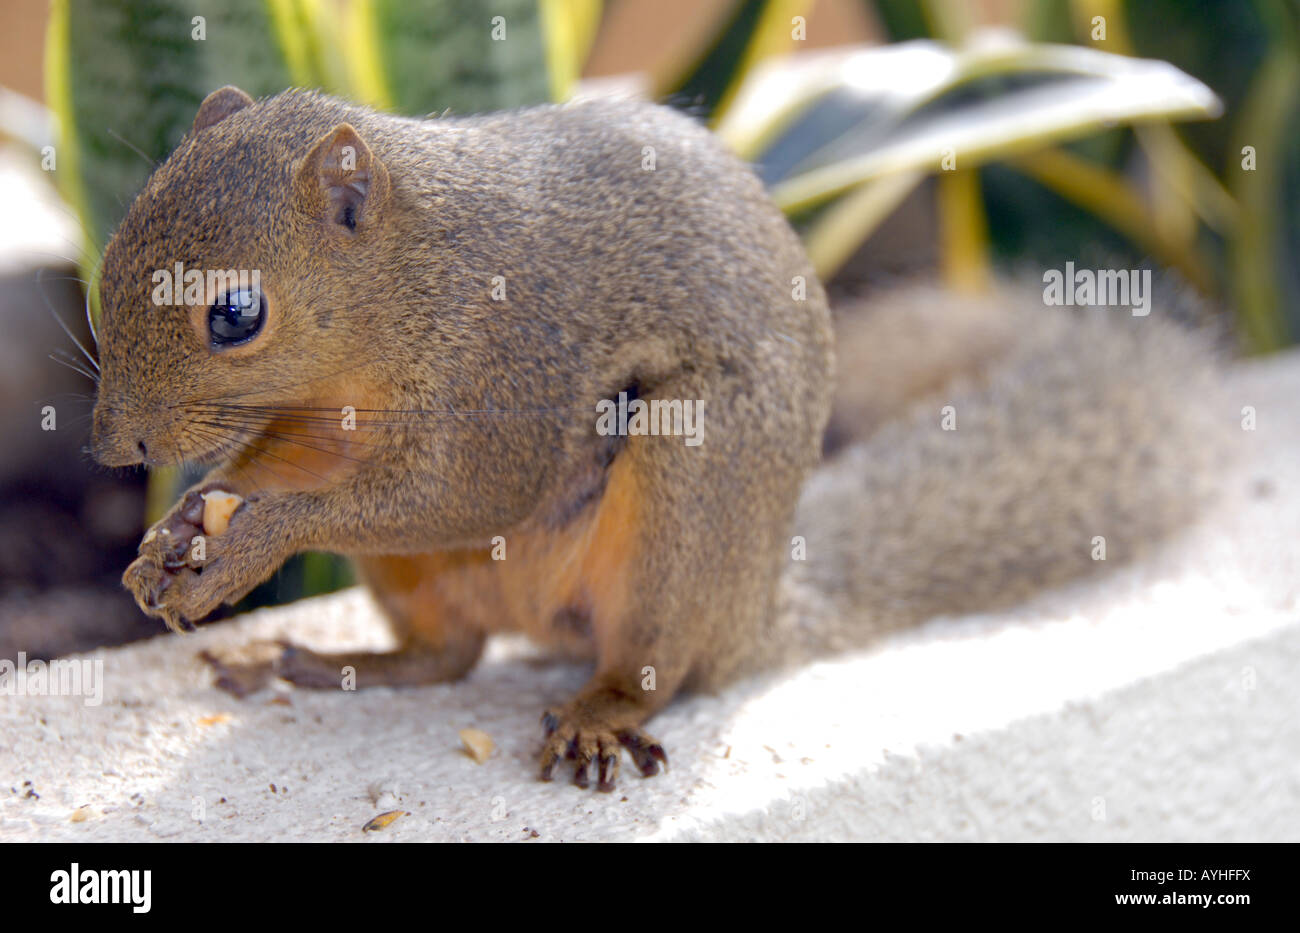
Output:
top-left (651, 0), bottom-right (812, 122)
top-left (47, 0), bottom-right (304, 260)
top-left (653, 0), bottom-right (771, 117)
top-left (1228, 44), bottom-right (1300, 352)
top-left (713, 38), bottom-right (1221, 213)
top-left (353, 0), bottom-right (552, 116)
top-left (539, 0), bottom-right (603, 102)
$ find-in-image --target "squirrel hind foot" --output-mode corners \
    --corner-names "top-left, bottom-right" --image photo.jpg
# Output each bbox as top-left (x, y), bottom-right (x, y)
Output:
top-left (539, 689), bottom-right (668, 792)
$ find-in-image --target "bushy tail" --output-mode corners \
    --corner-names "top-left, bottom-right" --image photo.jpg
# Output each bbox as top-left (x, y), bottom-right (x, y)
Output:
top-left (763, 283), bottom-right (1231, 667)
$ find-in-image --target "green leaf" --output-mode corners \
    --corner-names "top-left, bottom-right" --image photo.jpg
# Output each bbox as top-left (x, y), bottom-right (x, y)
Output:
top-left (360, 0), bottom-right (552, 116)
top-left (1228, 45), bottom-right (1299, 352)
top-left (717, 39), bottom-right (1221, 213)
top-left (870, 0), bottom-right (934, 43)
top-left (47, 0), bottom-right (299, 258)
top-left (656, 0), bottom-right (768, 117)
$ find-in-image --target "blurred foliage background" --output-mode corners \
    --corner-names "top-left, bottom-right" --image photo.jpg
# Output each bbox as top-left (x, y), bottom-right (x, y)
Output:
top-left (43, 0), bottom-right (1299, 352)
top-left (0, 0), bottom-right (1294, 641)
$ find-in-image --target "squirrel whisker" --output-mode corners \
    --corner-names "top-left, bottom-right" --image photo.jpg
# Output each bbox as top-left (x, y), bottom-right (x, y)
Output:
top-left (38, 269), bottom-right (100, 374)
top-left (194, 425), bottom-right (333, 483)
top-left (187, 402), bottom-right (590, 423)
top-left (183, 409), bottom-right (386, 447)
top-left (187, 416), bottom-right (372, 466)
top-left (185, 423), bottom-right (312, 483)
top-left (48, 350), bottom-right (99, 384)
top-left (105, 127), bottom-right (159, 168)
top-left (184, 425), bottom-right (275, 492)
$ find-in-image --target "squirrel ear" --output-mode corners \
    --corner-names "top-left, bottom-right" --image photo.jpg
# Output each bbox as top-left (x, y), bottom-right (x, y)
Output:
top-left (192, 86), bottom-right (254, 133)
top-left (296, 123), bottom-right (390, 232)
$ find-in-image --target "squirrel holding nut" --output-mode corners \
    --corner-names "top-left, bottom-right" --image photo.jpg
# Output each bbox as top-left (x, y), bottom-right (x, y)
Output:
top-left (89, 86), bottom-right (1227, 791)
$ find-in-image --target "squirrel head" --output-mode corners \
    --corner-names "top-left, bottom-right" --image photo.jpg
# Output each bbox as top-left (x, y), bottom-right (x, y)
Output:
top-left (91, 86), bottom-right (394, 468)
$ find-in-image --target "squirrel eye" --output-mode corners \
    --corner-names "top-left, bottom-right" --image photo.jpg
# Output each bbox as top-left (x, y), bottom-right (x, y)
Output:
top-left (208, 288), bottom-right (265, 347)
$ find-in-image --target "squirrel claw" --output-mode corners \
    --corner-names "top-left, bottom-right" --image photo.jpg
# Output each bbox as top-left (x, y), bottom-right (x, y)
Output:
top-left (598, 753), bottom-right (620, 792)
top-left (620, 731), bottom-right (669, 777)
top-left (573, 755), bottom-right (593, 789)
top-left (538, 709), bottom-right (665, 792)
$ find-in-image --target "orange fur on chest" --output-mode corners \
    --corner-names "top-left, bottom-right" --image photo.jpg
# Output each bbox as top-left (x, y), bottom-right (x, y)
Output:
top-left (360, 455), bottom-right (642, 656)
top-left (217, 375), bottom-right (385, 496)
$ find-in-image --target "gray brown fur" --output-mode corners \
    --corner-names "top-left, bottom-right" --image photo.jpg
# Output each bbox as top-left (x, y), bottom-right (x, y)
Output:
top-left (90, 88), bottom-right (1226, 790)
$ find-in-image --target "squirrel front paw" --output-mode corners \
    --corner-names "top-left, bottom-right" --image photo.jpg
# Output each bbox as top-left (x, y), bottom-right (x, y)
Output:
top-left (124, 486), bottom-right (255, 631)
top-left (539, 697), bottom-right (668, 792)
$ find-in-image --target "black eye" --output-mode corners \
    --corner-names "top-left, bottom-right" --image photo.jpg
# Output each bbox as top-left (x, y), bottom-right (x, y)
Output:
top-left (208, 288), bottom-right (265, 347)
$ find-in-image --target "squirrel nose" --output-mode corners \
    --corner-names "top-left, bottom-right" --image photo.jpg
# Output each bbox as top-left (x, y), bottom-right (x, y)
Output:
top-left (90, 405), bottom-right (148, 467)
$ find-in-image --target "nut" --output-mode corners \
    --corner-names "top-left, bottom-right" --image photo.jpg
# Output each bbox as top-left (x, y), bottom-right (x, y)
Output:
top-left (201, 490), bottom-right (244, 536)
top-left (459, 728), bottom-right (494, 763)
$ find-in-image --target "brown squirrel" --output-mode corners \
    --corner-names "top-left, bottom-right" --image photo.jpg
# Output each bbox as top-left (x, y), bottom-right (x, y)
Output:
top-left (89, 86), bottom-right (1226, 792)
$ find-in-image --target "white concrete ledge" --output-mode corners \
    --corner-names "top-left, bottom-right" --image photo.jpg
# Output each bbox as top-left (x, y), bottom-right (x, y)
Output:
top-left (4, 353), bottom-right (1298, 842)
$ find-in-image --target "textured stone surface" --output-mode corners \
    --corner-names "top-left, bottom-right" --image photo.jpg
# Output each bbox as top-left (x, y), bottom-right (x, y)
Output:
top-left (3, 352), bottom-right (1297, 842)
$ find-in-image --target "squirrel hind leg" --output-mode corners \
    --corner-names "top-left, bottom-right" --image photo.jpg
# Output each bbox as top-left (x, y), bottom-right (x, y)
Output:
top-left (202, 639), bottom-right (488, 696)
top-left (201, 630), bottom-right (487, 694)
top-left (530, 452), bottom-right (681, 791)
top-left (274, 636), bottom-right (486, 689)
top-left (202, 551), bottom-right (493, 696)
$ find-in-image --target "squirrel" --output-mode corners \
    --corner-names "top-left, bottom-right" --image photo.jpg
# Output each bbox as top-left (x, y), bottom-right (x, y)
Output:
top-left (89, 86), bottom-right (1228, 792)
